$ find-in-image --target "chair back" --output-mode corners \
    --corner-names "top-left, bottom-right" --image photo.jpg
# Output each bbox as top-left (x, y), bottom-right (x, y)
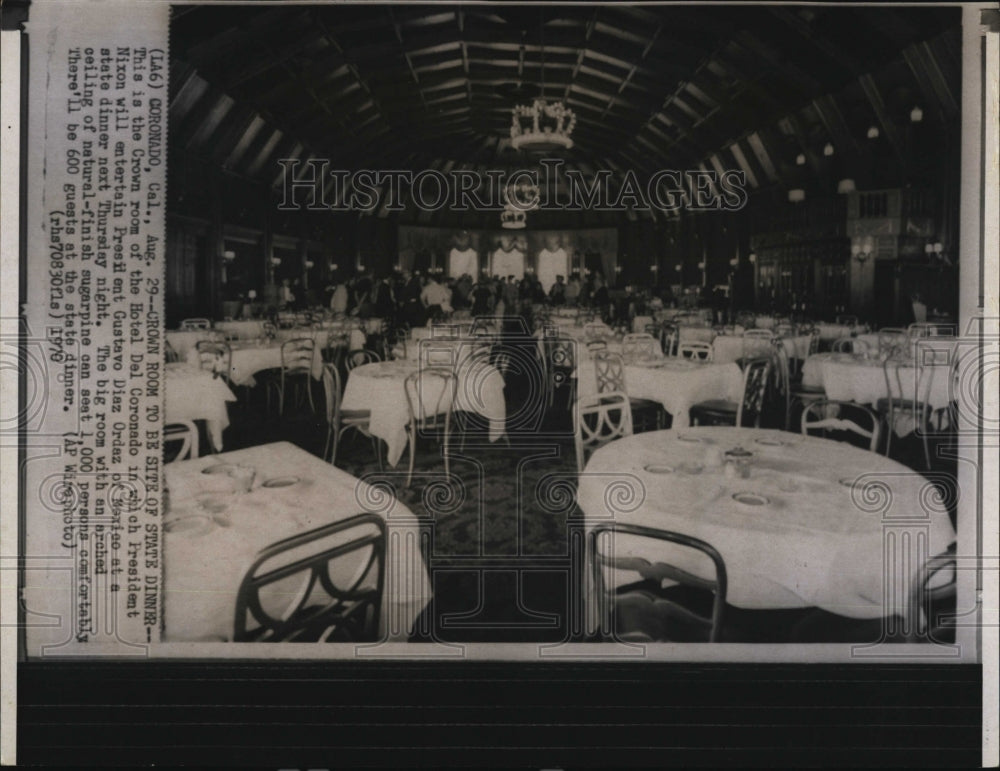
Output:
top-left (280, 337), bottom-right (316, 376)
top-left (345, 349), bottom-right (381, 371)
top-left (877, 327), bottom-right (910, 358)
top-left (907, 543), bottom-right (957, 642)
top-left (737, 356), bottom-right (771, 427)
top-left (404, 367), bottom-right (457, 434)
top-left (573, 391), bottom-right (633, 472)
top-left (233, 513), bottom-right (386, 642)
top-left (773, 322), bottom-right (796, 338)
top-left (677, 341), bottom-right (713, 362)
top-left (585, 339), bottom-right (608, 355)
top-left (908, 322), bottom-right (956, 339)
top-left (659, 323), bottom-right (679, 357)
top-left (593, 351), bottom-right (626, 393)
top-left (801, 399), bottom-right (880, 452)
top-left (195, 340), bottom-right (232, 379)
top-left (164, 420), bottom-right (199, 462)
top-left (835, 314), bottom-right (859, 327)
top-left (622, 333), bottom-right (658, 361)
top-left (321, 363), bottom-right (342, 428)
top-left (180, 318), bottom-right (211, 331)
top-left (590, 523), bottom-right (727, 642)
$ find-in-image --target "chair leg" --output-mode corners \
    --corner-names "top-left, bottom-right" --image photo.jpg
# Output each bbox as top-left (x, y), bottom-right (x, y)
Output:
top-left (372, 435), bottom-right (383, 472)
top-left (306, 377), bottom-right (316, 414)
top-left (405, 431), bottom-right (415, 488)
top-left (884, 413), bottom-right (893, 458)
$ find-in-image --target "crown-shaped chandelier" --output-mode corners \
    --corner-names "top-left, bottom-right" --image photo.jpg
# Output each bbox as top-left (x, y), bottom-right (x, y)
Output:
top-left (511, 99), bottom-right (576, 151)
top-left (500, 177), bottom-right (539, 229)
top-left (500, 204), bottom-right (527, 229)
top-left (509, 11), bottom-right (576, 153)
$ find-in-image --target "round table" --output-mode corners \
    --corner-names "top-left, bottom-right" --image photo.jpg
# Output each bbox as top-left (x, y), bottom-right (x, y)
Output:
top-left (576, 426), bottom-right (955, 621)
top-left (340, 359), bottom-right (507, 467)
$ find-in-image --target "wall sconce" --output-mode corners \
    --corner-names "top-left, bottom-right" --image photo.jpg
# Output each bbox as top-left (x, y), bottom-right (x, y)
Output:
top-left (822, 143), bottom-right (834, 156)
top-left (795, 153), bottom-right (806, 166)
top-left (729, 257), bottom-right (739, 267)
top-left (357, 264), bottom-right (366, 271)
top-left (788, 189), bottom-right (806, 203)
top-left (270, 256), bottom-right (281, 266)
top-left (910, 105), bottom-right (923, 123)
top-left (222, 250), bottom-right (236, 262)
top-left (329, 262), bottom-right (338, 271)
top-left (866, 126), bottom-right (880, 139)
top-left (615, 265), bottom-right (623, 273)
top-left (851, 236), bottom-right (875, 263)
top-left (247, 290), bottom-right (257, 301)
top-left (304, 260), bottom-right (315, 269)
top-left (696, 261), bottom-right (706, 270)
top-left (650, 265), bottom-right (658, 272)
top-left (674, 264), bottom-right (682, 273)
top-left (837, 178), bottom-right (856, 194)
top-left (748, 252), bottom-right (757, 264)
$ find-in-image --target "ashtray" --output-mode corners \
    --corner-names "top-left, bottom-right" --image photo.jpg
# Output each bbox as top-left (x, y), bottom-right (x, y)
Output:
top-left (732, 491), bottom-right (770, 506)
top-left (263, 476), bottom-right (300, 488)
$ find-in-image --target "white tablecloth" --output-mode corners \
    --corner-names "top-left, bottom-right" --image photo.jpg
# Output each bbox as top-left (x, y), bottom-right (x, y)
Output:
top-left (166, 330), bottom-right (211, 362)
top-left (208, 338), bottom-right (326, 386)
top-left (576, 358), bottom-right (743, 429)
top-left (710, 334), bottom-right (812, 365)
top-left (215, 320), bottom-right (268, 339)
top-left (164, 362), bottom-right (237, 451)
top-left (801, 353), bottom-right (953, 412)
top-left (341, 359), bottom-right (507, 467)
top-left (163, 442), bottom-right (431, 641)
top-left (577, 427), bottom-right (955, 620)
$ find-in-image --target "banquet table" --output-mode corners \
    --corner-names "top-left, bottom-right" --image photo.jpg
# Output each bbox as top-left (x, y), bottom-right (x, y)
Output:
top-left (163, 442), bottom-right (432, 642)
top-left (165, 362), bottom-right (237, 451)
top-left (576, 426), bottom-right (956, 621)
top-left (215, 319), bottom-right (268, 340)
top-left (576, 356), bottom-right (743, 429)
top-left (340, 358), bottom-right (507, 467)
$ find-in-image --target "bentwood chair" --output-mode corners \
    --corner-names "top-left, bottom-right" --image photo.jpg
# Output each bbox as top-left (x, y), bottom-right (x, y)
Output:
top-left (180, 318), bottom-right (212, 331)
top-left (573, 391), bottom-right (633, 473)
top-left (164, 420), bottom-right (199, 463)
top-left (677, 341), bottom-right (714, 362)
top-left (801, 399), bottom-right (881, 452)
top-left (589, 523), bottom-right (727, 642)
top-left (876, 339), bottom-right (952, 470)
top-left (403, 367), bottom-right (458, 488)
top-left (690, 356), bottom-right (771, 428)
top-left (332, 357), bottom-right (384, 470)
top-left (741, 329), bottom-right (774, 361)
top-left (593, 351), bottom-right (663, 431)
top-left (345, 348), bottom-right (381, 371)
top-left (659, 324), bottom-right (679, 357)
top-left (268, 337), bottom-right (317, 416)
top-left (907, 543), bottom-right (957, 643)
top-left (233, 513), bottom-right (386, 642)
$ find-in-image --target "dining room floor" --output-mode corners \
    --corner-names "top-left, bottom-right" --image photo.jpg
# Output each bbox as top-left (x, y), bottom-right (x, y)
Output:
top-left (205, 345), bottom-right (958, 645)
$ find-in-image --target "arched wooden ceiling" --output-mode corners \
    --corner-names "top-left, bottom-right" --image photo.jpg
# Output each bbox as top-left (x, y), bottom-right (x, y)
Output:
top-left (169, 4), bottom-right (960, 227)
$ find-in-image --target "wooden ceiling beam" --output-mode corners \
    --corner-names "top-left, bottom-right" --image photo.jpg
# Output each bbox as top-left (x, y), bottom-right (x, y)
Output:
top-left (859, 73), bottom-right (908, 172)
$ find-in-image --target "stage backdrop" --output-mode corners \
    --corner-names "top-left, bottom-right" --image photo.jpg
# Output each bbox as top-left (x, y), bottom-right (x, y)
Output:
top-left (397, 226), bottom-right (618, 280)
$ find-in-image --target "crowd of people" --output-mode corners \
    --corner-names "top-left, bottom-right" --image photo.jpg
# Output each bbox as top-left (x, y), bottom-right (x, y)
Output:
top-left (291, 269), bottom-right (653, 328)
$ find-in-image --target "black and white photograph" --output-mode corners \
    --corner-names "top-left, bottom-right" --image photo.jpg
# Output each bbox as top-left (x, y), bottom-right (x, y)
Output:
top-left (3, 0), bottom-right (997, 766)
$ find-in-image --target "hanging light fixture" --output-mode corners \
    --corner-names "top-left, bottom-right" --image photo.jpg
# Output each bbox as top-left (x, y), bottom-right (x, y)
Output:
top-left (822, 143), bottom-right (835, 156)
top-left (910, 106), bottom-right (923, 123)
top-left (867, 126), bottom-right (880, 139)
top-left (510, 11), bottom-right (576, 151)
top-left (795, 153), bottom-right (806, 166)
